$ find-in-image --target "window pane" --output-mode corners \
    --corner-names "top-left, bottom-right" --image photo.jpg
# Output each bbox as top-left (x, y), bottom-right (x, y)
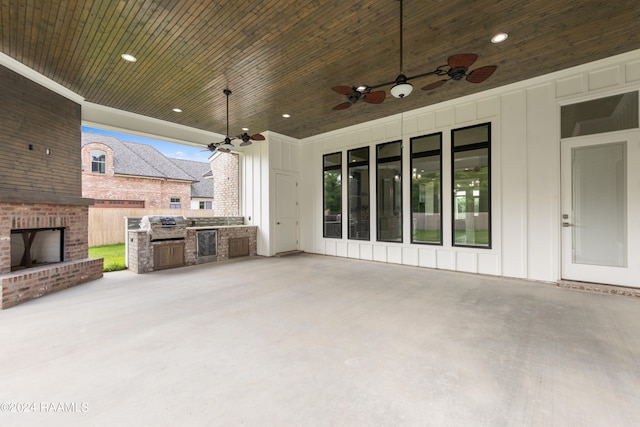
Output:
top-left (323, 152), bottom-right (341, 168)
top-left (453, 147), bottom-right (490, 247)
top-left (453, 124), bottom-right (489, 147)
top-left (323, 152), bottom-right (342, 238)
top-left (411, 133), bottom-right (441, 244)
top-left (91, 150), bottom-right (106, 174)
top-left (572, 143), bottom-right (626, 267)
top-left (377, 141), bottom-right (402, 242)
top-left (561, 92), bottom-right (639, 138)
top-left (348, 147), bottom-right (369, 240)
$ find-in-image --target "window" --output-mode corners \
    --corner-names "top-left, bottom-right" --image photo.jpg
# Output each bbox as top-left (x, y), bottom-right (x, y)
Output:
top-left (170, 197), bottom-right (181, 209)
top-left (199, 201), bottom-right (213, 210)
top-left (452, 123), bottom-right (491, 248)
top-left (348, 147), bottom-right (370, 240)
top-left (376, 141), bottom-right (402, 242)
top-left (411, 133), bottom-right (442, 244)
top-left (561, 91), bottom-right (638, 138)
top-left (323, 152), bottom-right (342, 238)
top-left (91, 150), bottom-right (106, 174)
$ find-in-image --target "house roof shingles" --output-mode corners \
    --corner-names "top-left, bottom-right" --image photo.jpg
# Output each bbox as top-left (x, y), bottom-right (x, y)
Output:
top-left (171, 158), bottom-right (214, 198)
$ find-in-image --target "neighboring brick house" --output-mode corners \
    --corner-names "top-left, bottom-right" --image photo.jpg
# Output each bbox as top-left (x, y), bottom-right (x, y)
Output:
top-left (81, 133), bottom-right (214, 209)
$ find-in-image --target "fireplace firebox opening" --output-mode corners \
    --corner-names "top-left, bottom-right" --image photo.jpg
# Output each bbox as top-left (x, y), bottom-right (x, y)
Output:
top-left (10, 228), bottom-right (64, 271)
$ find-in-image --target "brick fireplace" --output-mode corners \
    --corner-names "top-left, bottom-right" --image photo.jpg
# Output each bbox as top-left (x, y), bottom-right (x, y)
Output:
top-left (1, 63), bottom-right (104, 309)
top-left (0, 201), bottom-right (103, 309)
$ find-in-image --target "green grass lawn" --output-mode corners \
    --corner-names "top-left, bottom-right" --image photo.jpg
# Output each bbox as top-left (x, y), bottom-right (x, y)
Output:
top-left (89, 243), bottom-right (127, 272)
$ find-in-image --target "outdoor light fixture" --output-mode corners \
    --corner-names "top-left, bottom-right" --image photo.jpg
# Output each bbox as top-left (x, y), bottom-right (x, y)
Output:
top-left (390, 74), bottom-right (413, 98)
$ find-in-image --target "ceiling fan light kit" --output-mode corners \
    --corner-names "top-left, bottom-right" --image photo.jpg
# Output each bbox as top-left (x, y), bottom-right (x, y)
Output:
top-left (331, 0), bottom-right (497, 109)
top-left (390, 74), bottom-right (413, 98)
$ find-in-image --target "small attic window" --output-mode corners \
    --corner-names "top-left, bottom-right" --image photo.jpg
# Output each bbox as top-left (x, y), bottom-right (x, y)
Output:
top-left (91, 150), bottom-right (106, 174)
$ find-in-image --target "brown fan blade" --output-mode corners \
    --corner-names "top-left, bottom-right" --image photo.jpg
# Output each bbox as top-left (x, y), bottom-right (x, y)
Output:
top-left (364, 91), bottom-right (386, 104)
top-left (421, 79), bottom-right (448, 91)
top-left (466, 65), bottom-right (497, 83)
top-left (448, 53), bottom-right (478, 69)
top-left (332, 102), bottom-right (352, 111)
top-left (332, 86), bottom-right (355, 95)
top-left (250, 133), bottom-right (265, 141)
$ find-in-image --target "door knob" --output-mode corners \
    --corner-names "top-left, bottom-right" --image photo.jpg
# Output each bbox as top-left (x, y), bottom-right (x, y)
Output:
top-left (562, 222), bottom-right (574, 227)
top-left (277, 222), bottom-right (281, 225)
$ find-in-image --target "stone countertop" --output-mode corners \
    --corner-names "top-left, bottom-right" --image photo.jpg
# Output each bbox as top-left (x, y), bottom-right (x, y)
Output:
top-left (186, 225), bottom-right (258, 230)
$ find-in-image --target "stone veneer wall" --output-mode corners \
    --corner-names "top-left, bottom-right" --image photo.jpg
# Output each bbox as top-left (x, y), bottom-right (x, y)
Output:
top-left (128, 226), bottom-right (257, 274)
top-left (210, 153), bottom-right (239, 216)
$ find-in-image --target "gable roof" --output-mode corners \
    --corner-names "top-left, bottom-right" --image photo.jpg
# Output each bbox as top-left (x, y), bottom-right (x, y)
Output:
top-left (171, 158), bottom-right (214, 198)
top-left (82, 133), bottom-right (196, 182)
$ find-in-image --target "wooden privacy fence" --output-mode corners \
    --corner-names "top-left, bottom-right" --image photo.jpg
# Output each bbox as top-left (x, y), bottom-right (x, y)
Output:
top-left (88, 208), bottom-right (218, 246)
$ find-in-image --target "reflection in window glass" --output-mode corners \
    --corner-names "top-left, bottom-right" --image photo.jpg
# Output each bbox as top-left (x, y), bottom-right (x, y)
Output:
top-left (561, 92), bottom-right (638, 138)
top-left (91, 150), bottom-right (106, 174)
top-left (377, 141), bottom-right (402, 242)
top-left (411, 133), bottom-right (442, 244)
top-left (348, 147), bottom-right (370, 240)
top-left (323, 152), bottom-right (342, 238)
top-left (452, 124), bottom-right (491, 248)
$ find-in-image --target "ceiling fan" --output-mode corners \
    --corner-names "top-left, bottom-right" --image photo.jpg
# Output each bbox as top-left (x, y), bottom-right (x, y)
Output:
top-left (331, 0), bottom-right (497, 109)
top-left (206, 89), bottom-right (265, 153)
top-left (421, 54), bottom-right (497, 91)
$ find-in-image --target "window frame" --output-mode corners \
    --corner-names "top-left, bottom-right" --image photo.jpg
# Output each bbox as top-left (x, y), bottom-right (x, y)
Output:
top-left (91, 149), bottom-right (106, 174)
top-left (323, 151), bottom-right (343, 239)
top-left (376, 140), bottom-right (403, 243)
top-left (170, 197), bottom-right (181, 209)
top-left (410, 132), bottom-right (443, 246)
top-left (347, 146), bottom-right (370, 241)
top-left (451, 123), bottom-right (492, 249)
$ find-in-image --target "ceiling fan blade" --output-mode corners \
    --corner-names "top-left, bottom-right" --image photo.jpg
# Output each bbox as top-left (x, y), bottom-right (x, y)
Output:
top-left (466, 65), bottom-right (497, 83)
top-left (364, 91), bottom-right (386, 104)
top-left (421, 79), bottom-right (448, 91)
top-left (250, 133), bottom-right (265, 141)
top-left (332, 102), bottom-right (353, 111)
top-left (448, 53), bottom-right (478, 69)
top-left (239, 141), bottom-right (252, 147)
top-left (332, 86), bottom-right (356, 95)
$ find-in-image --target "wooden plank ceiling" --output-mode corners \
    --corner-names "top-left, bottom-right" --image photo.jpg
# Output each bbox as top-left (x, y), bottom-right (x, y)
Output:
top-left (1, 0), bottom-right (640, 142)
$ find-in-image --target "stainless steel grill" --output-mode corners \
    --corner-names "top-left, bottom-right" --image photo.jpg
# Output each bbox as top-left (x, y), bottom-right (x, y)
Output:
top-left (139, 215), bottom-right (187, 241)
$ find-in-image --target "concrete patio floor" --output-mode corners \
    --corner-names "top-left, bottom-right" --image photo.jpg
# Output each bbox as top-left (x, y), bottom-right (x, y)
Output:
top-left (1, 253), bottom-right (639, 426)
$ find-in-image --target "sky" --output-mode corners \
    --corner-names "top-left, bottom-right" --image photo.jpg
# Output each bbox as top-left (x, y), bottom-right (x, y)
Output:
top-left (82, 126), bottom-right (212, 162)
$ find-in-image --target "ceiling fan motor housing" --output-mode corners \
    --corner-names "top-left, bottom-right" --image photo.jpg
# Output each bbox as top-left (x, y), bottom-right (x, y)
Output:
top-left (449, 67), bottom-right (467, 80)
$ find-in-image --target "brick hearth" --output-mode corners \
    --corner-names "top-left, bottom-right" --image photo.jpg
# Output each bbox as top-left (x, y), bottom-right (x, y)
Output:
top-left (0, 201), bottom-right (103, 309)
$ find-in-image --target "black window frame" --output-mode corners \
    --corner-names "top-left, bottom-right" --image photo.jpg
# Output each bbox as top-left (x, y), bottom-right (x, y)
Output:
top-left (323, 151), bottom-right (343, 239)
top-left (376, 140), bottom-right (403, 243)
top-left (347, 146), bottom-right (370, 241)
top-left (410, 132), bottom-right (443, 245)
top-left (451, 122), bottom-right (492, 249)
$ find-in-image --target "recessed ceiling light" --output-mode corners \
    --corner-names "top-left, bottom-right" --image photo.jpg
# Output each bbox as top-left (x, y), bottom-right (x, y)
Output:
top-left (121, 53), bottom-right (137, 62)
top-left (242, 127), bottom-right (249, 131)
top-left (172, 108), bottom-right (182, 113)
top-left (282, 113), bottom-right (290, 118)
top-left (491, 33), bottom-right (508, 44)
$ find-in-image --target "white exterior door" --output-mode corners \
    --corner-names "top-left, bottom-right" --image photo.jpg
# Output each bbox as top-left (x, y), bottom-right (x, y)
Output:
top-left (274, 173), bottom-right (298, 254)
top-left (561, 130), bottom-right (640, 287)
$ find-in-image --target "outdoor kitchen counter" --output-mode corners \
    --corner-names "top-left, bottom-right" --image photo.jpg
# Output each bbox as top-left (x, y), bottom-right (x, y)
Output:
top-left (186, 225), bottom-right (258, 230)
top-left (127, 225), bottom-right (258, 274)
